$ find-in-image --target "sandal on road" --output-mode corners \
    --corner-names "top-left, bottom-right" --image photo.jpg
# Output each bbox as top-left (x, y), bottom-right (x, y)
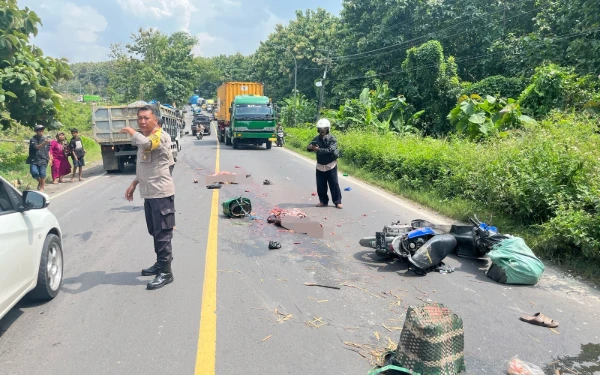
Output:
top-left (519, 312), bottom-right (559, 328)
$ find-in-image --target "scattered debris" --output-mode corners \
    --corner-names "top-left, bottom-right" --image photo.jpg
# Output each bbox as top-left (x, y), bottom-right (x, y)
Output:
top-left (305, 317), bottom-right (327, 328)
top-left (519, 312), bottom-right (559, 328)
top-left (268, 241), bottom-right (281, 250)
top-left (311, 192), bottom-right (317, 196)
top-left (222, 197), bottom-right (252, 218)
top-left (303, 282), bottom-right (341, 290)
top-left (382, 323), bottom-right (403, 332)
top-left (343, 339), bottom-right (398, 367)
top-left (260, 335), bottom-right (272, 342)
top-left (343, 173), bottom-right (349, 176)
top-left (263, 179), bottom-right (273, 185)
top-left (217, 269), bottom-right (242, 274)
top-left (193, 179), bottom-right (198, 183)
top-left (235, 166), bottom-right (241, 168)
top-left (206, 183), bottom-right (222, 189)
top-left (507, 357), bottom-right (544, 375)
top-left (267, 207), bottom-right (307, 227)
top-left (246, 174), bottom-right (251, 178)
top-left (344, 187), bottom-right (352, 191)
top-left (274, 308), bottom-right (293, 323)
top-left (549, 328), bottom-right (560, 335)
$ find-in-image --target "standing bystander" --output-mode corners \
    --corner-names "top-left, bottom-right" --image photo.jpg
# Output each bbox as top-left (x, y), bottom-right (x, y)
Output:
top-left (69, 128), bottom-right (86, 182)
top-left (26, 124), bottom-right (52, 192)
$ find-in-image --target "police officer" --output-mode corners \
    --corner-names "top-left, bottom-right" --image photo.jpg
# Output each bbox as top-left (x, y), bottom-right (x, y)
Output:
top-left (120, 105), bottom-right (176, 290)
top-left (307, 118), bottom-right (343, 209)
top-left (157, 118), bottom-right (175, 176)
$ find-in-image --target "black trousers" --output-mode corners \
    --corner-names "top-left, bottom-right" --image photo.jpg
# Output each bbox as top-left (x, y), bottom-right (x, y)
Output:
top-left (316, 165), bottom-right (342, 205)
top-left (144, 196), bottom-right (175, 269)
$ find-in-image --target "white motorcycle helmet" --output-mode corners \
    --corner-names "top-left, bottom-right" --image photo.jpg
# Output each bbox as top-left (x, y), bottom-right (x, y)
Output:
top-left (316, 118), bottom-right (331, 130)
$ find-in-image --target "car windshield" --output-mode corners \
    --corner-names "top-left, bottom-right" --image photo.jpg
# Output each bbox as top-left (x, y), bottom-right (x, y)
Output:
top-left (235, 104), bottom-right (272, 117)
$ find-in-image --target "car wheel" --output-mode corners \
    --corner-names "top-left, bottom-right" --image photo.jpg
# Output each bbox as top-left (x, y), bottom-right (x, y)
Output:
top-left (29, 234), bottom-right (63, 301)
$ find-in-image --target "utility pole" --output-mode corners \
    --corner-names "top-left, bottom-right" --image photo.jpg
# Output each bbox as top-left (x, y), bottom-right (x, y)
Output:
top-left (281, 47), bottom-right (297, 127)
top-left (317, 50), bottom-right (331, 120)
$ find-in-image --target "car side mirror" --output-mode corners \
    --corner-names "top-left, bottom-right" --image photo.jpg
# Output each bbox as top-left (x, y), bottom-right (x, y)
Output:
top-left (22, 190), bottom-right (49, 211)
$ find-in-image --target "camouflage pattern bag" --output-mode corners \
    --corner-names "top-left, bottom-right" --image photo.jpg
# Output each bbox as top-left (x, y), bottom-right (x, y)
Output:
top-left (387, 303), bottom-right (466, 375)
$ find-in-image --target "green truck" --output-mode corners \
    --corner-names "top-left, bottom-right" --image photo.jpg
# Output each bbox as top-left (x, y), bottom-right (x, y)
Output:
top-left (226, 95), bottom-right (277, 149)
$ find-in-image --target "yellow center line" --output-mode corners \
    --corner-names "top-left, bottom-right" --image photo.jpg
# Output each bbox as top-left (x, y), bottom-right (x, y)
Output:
top-left (195, 123), bottom-right (220, 374)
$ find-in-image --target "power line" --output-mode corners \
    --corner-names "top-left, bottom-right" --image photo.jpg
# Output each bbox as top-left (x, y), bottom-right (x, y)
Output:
top-left (332, 6), bottom-right (540, 63)
top-left (328, 27), bottom-right (600, 83)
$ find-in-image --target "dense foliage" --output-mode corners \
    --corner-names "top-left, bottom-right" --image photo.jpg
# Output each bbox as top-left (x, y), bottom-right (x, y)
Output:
top-left (0, 0), bottom-right (72, 130)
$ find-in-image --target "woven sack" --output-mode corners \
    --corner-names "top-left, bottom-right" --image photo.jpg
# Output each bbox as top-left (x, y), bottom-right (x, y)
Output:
top-left (389, 303), bottom-right (466, 375)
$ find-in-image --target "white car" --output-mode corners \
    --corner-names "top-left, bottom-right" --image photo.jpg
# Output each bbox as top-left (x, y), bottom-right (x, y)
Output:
top-left (0, 176), bottom-right (64, 320)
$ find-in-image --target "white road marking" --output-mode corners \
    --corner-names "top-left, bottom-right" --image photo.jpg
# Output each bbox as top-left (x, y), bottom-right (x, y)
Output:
top-left (279, 146), bottom-right (451, 224)
top-left (49, 172), bottom-right (108, 200)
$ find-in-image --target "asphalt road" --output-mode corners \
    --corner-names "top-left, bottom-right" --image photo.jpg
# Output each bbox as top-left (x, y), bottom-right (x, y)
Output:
top-left (1, 112), bottom-right (600, 375)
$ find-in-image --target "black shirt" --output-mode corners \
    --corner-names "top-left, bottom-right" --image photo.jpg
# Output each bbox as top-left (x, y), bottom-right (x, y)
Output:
top-left (307, 134), bottom-right (339, 165)
top-left (28, 135), bottom-right (50, 166)
top-left (69, 136), bottom-right (85, 158)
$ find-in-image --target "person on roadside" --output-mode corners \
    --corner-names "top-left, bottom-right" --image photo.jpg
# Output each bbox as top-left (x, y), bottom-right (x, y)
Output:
top-left (307, 118), bottom-right (343, 209)
top-left (69, 128), bottom-right (86, 182)
top-left (50, 132), bottom-right (72, 184)
top-left (157, 118), bottom-right (175, 176)
top-left (26, 124), bottom-right (52, 192)
top-left (120, 105), bottom-right (176, 290)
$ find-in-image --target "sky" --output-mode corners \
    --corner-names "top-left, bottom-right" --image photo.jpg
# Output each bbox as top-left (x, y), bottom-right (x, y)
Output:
top-left (18, 0), bottom-right (343, 63)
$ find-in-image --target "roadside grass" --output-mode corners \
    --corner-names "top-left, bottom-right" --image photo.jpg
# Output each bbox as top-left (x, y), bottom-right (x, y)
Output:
top-left (284, 129), bottom-right (600, 284)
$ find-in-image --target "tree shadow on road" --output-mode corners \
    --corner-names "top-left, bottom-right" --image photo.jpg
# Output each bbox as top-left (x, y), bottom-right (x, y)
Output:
top-left (61, 271), bottom-right (149, 294)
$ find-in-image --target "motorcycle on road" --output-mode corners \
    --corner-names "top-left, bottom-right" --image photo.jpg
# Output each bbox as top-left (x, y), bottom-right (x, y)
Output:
top-left (276, 130), bottom-right (285, 147)
top-left (359, 216), bottom-right (509, 275)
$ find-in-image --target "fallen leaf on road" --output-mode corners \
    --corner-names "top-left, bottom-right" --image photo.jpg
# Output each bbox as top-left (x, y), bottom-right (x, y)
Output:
top-left (260, 335), bottom-right (272, 342)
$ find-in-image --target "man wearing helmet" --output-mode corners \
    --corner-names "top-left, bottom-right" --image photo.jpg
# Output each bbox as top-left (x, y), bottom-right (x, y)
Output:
top-left (307, 118), bottom-right (342, 209)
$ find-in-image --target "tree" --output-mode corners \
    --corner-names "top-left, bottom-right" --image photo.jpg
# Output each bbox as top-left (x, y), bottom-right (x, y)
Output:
top-left (107, 28), bottom-right (199, 106)
top-left (0, 0), bottom-right (73, 129)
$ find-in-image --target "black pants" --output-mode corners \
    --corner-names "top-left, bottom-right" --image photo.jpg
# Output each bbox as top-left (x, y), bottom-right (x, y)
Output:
top-left (144, 196), bottom-right (175, 270)
top-left (316, 166), bottom-right (342, 205)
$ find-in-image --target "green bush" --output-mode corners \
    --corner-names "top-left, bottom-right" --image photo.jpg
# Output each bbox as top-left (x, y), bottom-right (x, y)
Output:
top-left (463, 75), bottom-right (527, 99)
top-left (286, 111), bottom-right (600, 260)
top-left (519, 62), bottom-right (599, 117)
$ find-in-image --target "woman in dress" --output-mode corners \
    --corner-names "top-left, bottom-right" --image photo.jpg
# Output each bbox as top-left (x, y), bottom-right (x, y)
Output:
top-left (50, 132), bottom-right (72, 184)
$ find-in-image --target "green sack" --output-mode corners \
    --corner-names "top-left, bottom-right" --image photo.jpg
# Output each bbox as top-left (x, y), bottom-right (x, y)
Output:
top-left (222, 197), bottom-right (252, 218)
top-left (486, 237), bottom-right (544, 285)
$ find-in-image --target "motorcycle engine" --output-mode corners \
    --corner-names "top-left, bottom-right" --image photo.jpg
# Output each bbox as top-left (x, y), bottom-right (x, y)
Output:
top-left (401, 236), bottom-right (430, 255)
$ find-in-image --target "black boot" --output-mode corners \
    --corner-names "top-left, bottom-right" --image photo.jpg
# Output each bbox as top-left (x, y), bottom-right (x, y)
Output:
top-left (147, 262), bottom-right (174, 290)
top-left (141, 262), bottom-right (161, 276)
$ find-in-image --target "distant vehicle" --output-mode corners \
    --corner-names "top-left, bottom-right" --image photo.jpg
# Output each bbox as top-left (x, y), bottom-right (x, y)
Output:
top-left (92, 101), bottom-right (181, 172)
top-left (192, 114), bottom-right (211, 136)
top-left (0, 176), bottom-right (64, 320)
top-left (216, 82), bottom-right (275, 147)
top-left (189, 94), bottom-right (200, 105)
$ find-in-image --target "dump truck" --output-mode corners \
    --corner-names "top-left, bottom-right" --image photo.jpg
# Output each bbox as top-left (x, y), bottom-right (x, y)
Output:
top-left (216, 82), bottom-right (277, 149)
top-left (92, 102), bottom-right (181, 172)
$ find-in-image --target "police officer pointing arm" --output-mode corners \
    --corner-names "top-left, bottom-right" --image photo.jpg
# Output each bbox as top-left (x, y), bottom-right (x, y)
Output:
top-left (120, 105), bottom-right (176, 290)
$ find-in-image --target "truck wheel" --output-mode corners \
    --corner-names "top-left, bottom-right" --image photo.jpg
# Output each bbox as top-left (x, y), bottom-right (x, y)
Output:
top-left (117, 158), bottom-right (125, 172)
top-left (232, 138), bottom-right (239, 149)
top-left (266, 140), bottom-right (272, 149)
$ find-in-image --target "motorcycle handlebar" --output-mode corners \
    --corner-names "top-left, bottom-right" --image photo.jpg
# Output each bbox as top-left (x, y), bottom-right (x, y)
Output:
top-left (469, 217), bottom-right (479, 226)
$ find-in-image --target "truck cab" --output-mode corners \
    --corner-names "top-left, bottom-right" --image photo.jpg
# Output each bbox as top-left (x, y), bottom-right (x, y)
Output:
top-left (226, 95), bottom-right (277, 149)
